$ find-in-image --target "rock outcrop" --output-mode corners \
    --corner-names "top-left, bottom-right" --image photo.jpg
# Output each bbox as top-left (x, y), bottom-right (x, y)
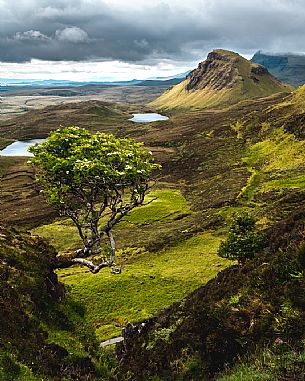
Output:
top-left (252, 51), bottom-right (305, 86)
top-left (150, 49), bottom-right (292, 110)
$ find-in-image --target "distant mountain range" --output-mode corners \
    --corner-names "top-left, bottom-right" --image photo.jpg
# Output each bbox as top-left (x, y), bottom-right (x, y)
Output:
top-left (252, 51), bottom-right (305, 86)
top-left (150, 49), bottom-right (292, 110)
top-left (0, 72), bottom-right (190, 89)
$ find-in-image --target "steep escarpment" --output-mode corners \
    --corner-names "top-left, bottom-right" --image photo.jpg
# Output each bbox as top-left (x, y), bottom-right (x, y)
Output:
top-left (150, 49), bottom-right (292, 110)
top-left (252, 51), bottom-right (305, 86)
top-left (0, 225), bottom-right (105, 381)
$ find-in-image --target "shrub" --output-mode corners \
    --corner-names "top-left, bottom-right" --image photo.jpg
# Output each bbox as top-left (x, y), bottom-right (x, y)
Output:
top-left (218, 214), bottom-right (266, 264)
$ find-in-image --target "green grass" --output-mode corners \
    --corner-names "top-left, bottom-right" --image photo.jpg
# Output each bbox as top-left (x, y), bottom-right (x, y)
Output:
top-left (217, 348), bottom-right (305, 381)
top-left (217, 363), bottom-right (272, 381)
top-left (32, 187), bottom-right (229, 341)
top-left (32, 188), bottom-right (191, 253)
top-left (244, 128), bottom-right (305, 172)
top-left (239, 127), bottom-right (305, 199)
top-left (261, 175), bottom-right (305, 192)
top-left (120, 189), bottom-right (191, 225)
top-left (58, 232), bottom-right (230, 341)
top-left (237, 168), bottom-right (263, 202)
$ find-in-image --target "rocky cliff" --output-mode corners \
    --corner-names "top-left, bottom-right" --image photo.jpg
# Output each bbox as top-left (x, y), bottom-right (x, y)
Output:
top-left (252, 51), bottom-right (305, 86)
top-left (150, 49), bottom-right (292, 110)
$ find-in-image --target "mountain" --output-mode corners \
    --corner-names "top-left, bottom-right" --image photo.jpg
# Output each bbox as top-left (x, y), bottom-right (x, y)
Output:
top-left (135, 77), bottom-right (185, 86)
top-left (150, 49), bottom-right (293, 110)
top-left (252, 51), bottom-right (305, 86)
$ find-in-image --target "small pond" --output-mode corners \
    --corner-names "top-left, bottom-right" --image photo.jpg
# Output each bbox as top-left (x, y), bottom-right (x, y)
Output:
top-left (0, 139), bottom-right (46, 157)
top-left (129, 113), bottom-right (169, 123)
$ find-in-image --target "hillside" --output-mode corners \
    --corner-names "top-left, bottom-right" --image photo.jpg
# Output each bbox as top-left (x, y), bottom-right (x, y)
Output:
top-left (150, 49), bottom-right (292, 110)
top-left (118, 211), bottom-right (305, 380)
top-left (252, 51), bottom-right (305, 86)
top-left (2, 81), bottom-right (305, 379)
top-left (0, 225), bottom-right (111, 381)
top-left (115, 84), bottom-right (305, 379)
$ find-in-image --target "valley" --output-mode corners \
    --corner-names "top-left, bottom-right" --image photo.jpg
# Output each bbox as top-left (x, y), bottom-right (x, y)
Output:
top-left (0, 84), bottom-right (169, 121)
top-left (2, 50), bottom-right (305, 380)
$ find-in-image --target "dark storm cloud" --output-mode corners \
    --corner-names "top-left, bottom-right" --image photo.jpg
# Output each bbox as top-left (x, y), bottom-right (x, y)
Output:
top-left (1, 0), bottom-right (305, 63)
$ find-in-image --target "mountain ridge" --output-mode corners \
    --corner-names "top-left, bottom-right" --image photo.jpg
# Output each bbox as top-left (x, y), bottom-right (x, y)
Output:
top-left (150, 49), bottom-right (293, 110)
top-left (252, 51), bottom-right (305, 86)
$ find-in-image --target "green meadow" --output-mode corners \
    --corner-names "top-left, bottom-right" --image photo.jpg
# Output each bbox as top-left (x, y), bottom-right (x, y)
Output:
top-left (33, 188), bottom-right (231, 340)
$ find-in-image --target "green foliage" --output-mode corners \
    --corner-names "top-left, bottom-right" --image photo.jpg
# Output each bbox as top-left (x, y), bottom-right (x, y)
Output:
top-left (29, 126), bottom-right (160, 263)
top-left (218, 214), bottom-right (266, 264)
top-left (29, 126), bottom-right (159, 208)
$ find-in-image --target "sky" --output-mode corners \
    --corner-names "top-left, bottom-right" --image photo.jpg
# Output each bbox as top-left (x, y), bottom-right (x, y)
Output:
top-left (1, 0), bottom-right (305, 82)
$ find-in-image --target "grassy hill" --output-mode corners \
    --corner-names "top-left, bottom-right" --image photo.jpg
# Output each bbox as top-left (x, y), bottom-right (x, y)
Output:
top-left (2, 81), bottom-right (305, 379)
top-left (150, 49), bottom-right (293, 110)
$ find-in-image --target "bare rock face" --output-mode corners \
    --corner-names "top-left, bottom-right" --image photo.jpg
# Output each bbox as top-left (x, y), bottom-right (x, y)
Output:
top-left (185, 50), bottom-right (272, 92)
top-left (186, 51), bottom-right (240, 91)
top-left (250, 64), bottom-right (268, 76)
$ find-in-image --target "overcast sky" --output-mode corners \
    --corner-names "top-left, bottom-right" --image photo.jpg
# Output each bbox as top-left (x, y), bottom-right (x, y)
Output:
top-left (1, 0), bottom-right (305, 81)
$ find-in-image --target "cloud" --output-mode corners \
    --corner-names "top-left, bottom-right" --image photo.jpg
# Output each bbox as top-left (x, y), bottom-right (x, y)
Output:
top-left (55, 27), bottom-right (88, 43)
top-left (0, 0), bottom-right (305, 65)
top-left (14, 30), bottom-right (50, 40)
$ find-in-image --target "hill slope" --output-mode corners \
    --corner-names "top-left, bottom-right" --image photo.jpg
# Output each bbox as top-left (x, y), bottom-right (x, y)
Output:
top-left (150, 49), bottom-right (292, 110)
top-left (3, 82), bottom-right (305, 379)
top-left (0, 225), bottom-right (112, 381)
top-left (116, 83), bottom-right (305, 379)
top-left (252, 51), bottom-right (305, 86)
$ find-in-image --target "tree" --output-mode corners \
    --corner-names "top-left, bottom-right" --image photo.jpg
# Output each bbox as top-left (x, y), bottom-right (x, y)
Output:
top-left (29, 126), bottom-right (160, 273)
top-left (217, 213), bottom-right (266, 264)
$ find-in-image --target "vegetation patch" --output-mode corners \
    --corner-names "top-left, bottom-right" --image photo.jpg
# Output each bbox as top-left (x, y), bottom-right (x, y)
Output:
top-left (32, 188), bottom-right (191, 253)
top-left (59, 233), bottom-right (230, 340)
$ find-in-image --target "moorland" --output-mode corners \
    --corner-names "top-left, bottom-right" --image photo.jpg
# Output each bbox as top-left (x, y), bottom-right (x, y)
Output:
top-left (1, 49), bottom-right (305, 380)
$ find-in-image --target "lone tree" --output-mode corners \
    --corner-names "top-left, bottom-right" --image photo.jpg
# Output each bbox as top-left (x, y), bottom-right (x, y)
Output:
top-left (29, 126), bottom-right (160, 273)
top-left (218, 213), bottom-right (266, 265)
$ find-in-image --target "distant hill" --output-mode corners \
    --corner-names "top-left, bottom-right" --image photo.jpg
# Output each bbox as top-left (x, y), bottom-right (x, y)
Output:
top-left (135, 77), bottom-right (184, 86)
top-left (0, 73), bottom-right (187, 90)
top-left (252, 51), bottom-right (305, 86)
top-left (150, 49), bottom-right (293, 110)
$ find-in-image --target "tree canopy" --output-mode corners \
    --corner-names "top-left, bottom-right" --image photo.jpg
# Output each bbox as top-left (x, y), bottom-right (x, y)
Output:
top-left (217, 214), bottom-right (266, 264)
top-left (29, 126), bottom-right (160, 273)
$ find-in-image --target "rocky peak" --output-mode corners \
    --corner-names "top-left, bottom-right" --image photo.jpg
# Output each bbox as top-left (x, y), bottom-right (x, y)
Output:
top-left (185, 49), bottom-right (272, 92)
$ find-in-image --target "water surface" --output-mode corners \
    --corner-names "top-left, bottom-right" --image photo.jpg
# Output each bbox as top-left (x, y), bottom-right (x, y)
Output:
top-left (0, 139), bottom-right (46, 157)
top-left (129, 113), bottom-right (169, 122)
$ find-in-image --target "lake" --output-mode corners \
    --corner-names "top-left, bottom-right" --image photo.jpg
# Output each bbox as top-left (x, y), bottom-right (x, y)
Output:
top-left (0, 139), bottom-right (46, 157)
top-left (129, 113), bottom-right (169, 122)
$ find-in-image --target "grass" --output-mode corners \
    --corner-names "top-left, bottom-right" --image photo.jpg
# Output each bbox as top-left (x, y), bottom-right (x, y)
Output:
top-left (58, 232), bottom-right (230, 341)
top-left (238, 127), bottom-right (305, 201)
top-left (32, 188), bottom-right (191, 253)
top-left (217, 348), bottom-right (305, 381)
top-left (217, 363), bottom-right (272, 381)
top-left (261, 175), bottom-right (305, 192)
top-left (32, 187), bottom-right (230, 341)
top-left (237, 168), bottom-right (263, 202)
top-left (244, 127), bottom-right (305, 172)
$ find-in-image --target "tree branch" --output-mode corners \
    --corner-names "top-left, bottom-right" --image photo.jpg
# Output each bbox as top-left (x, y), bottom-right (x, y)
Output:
top-left (71, 258), bottom-right (112, 274)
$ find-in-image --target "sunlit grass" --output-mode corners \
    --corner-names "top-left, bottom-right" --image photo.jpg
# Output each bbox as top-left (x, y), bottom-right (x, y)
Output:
top-left (32, 188), bottom-right (191, 253)
top-left (58, 232), bottom-right (230, 341)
